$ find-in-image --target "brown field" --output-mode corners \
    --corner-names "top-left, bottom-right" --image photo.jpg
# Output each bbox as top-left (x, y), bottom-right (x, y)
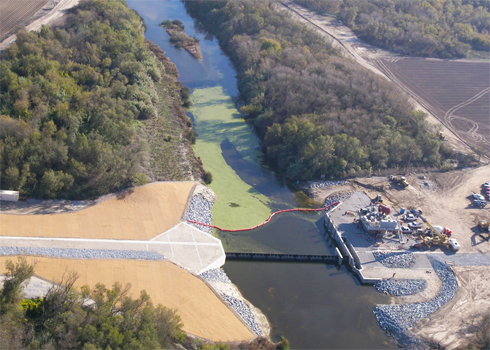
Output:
top-left (0, 0), bottom-right (49, 39)
top-left (374, 58), bottom-right (490, 153)
top-left (0, 256), bottom-right (254, 342)
top-left (0, 182), bottom-right (196, 240)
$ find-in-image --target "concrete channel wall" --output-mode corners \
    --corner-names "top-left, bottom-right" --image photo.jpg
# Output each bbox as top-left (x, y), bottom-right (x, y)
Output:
top-left (324, 205), bottom-right (381, 284)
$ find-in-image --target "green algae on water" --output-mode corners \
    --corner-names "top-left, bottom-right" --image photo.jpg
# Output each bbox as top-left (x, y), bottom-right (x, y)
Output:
top-left (190, 86), bottom-right (271, 230)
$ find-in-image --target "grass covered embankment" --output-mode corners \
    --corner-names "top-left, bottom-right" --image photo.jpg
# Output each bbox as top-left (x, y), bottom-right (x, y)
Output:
top-left (190, 86), bottom-right (271, 230)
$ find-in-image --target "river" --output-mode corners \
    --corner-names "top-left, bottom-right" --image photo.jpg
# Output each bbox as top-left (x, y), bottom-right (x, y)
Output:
top-left (127, 1), bottom-right (394, 348)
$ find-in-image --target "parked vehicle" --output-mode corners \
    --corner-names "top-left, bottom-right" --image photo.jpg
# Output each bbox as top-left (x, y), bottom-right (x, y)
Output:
top-left (403, 213), bottom-right (417, 221)
top-left (408, 222), bottom-right (423, 229)
top-left (471, 192), bottom-right (485, 201)
top-left (400, 226), bottom-right (411, 234)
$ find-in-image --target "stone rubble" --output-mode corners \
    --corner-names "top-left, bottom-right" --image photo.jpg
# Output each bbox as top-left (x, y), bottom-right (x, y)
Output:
top-left (309, 180), bottom-right (348, 189)
top-left (199, 268), bottom-right (231, 283)
top-left (374, 256), bottom-right (457, 348)
top-left (220, 294), bottom-right (262, 336)
top-left (324, 192), bottom-right (352, 207)
top-left (373, 251), bottom-right (416, 268)
top-left (0, 246), bottom-right (163, 260)
top-left (375, 279), bottom-right (427, 296)
top-left (188, 192), bottom-right (264, 337)
top-left (185, 195), bottom-right (213, 234)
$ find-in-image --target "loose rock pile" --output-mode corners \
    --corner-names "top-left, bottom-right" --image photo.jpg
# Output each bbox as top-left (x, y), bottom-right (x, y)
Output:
top-left (220, 294), bottom-right (262, 336)
top-left (185, 195), bottom-right (213, 234)
top-left (375, 279), bottom-right (427, 296)
top-left (309, 180), bottom-right (348, 189)
top-left (373, 251), bottom-right (416, 268)
top-left (0, 246), bottom-right (163, 260)
top-left (374, 256), bottom-right (457, 347)
top-left (324, 192), bottom-right (352, 207)
top-left (199, 268), bottom-right (231, 283)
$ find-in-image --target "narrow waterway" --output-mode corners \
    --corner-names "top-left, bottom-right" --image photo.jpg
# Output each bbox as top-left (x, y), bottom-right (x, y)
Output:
top-left (127, 1), bottom-right (393, 348)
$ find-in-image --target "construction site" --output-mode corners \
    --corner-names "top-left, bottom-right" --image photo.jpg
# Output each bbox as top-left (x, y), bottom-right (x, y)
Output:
top-left (310, 164), bottom-right (490, 349)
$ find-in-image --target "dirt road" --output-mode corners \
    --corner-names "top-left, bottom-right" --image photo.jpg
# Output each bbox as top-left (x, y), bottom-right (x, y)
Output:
top-left (0, 0), bottom-right (79, 50)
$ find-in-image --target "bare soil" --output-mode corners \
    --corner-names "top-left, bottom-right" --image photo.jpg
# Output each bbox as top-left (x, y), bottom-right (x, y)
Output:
top-left (0, 182), bottom-right (197, 240)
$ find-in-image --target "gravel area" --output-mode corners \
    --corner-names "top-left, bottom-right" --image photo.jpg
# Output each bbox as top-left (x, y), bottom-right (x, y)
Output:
top-left (374, 256), bottom-right (457, 348)
top-left (373, 251), bottom-right (416, 268)
top-left (0, 246), bottom-right (163, 260)
top-left (185, 195), bottom-right (213, 234)
top-left (220, 294), bottom-right (262, 336)
top-left (309, 180), bottom-right (348, 189)
top-left (199, 268), bottom-right (231, 283)
top-left (375, 279), bottom-right (427, 296)
top-left (429, 253), bottom-right (490, 266)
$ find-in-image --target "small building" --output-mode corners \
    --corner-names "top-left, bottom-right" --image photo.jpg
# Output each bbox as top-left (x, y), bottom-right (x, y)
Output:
top-left (0, 190), bottom-right (19, 202)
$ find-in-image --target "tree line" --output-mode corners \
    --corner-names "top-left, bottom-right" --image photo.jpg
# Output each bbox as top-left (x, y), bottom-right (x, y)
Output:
top-left (295, 0), bottom-right (490, 58)
top-left (184, 0), bottom-right (447, 181)
top-left (0, 257), bottom-right (289, 350)
top-left (0, 0), bottom-right (199, 199)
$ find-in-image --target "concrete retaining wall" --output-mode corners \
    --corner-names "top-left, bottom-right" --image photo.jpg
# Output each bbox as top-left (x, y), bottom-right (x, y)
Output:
top-left (325, 208), bottom-right (379, 284)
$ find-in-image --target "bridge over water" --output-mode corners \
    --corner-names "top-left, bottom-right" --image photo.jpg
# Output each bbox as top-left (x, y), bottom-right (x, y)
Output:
top-left (225, 252), bottom-right (339, 264)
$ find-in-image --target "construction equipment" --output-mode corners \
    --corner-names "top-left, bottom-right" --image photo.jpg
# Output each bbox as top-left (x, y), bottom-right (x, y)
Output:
top-left (473, 200), bottom-right (487, 208)
top-left (391, 175), bottom-right (409, 188)
top-left (438, 131), bottom-right (446, 140)
top-left (416, 216), bottom-right (459, 251)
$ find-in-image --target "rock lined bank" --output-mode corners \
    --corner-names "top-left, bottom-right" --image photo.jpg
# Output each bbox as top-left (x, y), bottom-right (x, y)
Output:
top-left (0, 246), bottom-right (163, 260)
top-left (375, 279), bottom-right (427, 296)
top-left (374, 256), bottom-right (457, 348)
top-left (188, 188), bottom-right (268, 337)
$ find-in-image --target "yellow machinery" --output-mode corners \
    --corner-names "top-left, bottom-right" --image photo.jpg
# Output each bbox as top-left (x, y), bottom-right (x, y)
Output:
top-left (418, 220), bottom-right (458, 250)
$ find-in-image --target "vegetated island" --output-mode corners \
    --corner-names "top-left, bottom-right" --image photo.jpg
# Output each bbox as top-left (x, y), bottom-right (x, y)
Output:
top-left (184, 0), bottom-right (470, 182)
top-left (160, 19), bottom-right (202, 59)
top-left (293, 0), bottom-right (490, 59)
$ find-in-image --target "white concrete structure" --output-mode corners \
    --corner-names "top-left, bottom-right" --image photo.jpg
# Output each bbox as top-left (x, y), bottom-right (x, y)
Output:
top-left (0, 190), bottom-right (19, 202)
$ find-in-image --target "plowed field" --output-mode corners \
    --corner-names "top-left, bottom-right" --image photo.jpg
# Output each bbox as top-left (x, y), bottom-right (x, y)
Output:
top-left (0, 0), bottom-right (48, 39)
top-left (374, 58), bottom-right (490, 153)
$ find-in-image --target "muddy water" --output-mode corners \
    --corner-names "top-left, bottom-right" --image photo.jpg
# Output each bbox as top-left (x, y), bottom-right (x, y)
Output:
top-left (127, 1), bottom-right (393, 348)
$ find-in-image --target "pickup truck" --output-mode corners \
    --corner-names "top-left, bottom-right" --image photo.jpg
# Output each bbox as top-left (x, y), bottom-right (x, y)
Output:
top-left (408, 222), bottom-right (423, 229)
top-left (471, 192), bottom-right (485, 201)
top-left (403, 213), bottom-right (417, 221)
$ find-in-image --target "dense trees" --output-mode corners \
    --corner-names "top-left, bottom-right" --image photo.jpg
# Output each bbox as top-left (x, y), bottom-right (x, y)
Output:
top-left (184, 0), bottom-right (445, 180)
top-left (0, 258), bottom-right (289, 350)
top-left (0, 0), bottom-right (199, 199)
top-left (295, 0), bottom-right (490, 58)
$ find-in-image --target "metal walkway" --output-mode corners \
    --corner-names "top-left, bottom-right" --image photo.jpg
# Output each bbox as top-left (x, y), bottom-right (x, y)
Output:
top-left (226, 252), bottom-right (338, 263)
